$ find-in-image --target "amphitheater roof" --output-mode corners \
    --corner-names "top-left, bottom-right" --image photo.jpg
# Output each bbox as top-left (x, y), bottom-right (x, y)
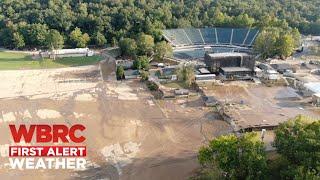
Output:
top-left (207, 52), bottom-right (249, 58)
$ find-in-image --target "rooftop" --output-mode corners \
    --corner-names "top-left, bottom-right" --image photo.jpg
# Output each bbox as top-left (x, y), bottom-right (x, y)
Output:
top-left (270, 63), bottom-right (292, 69)
top-left (266, 69), bottom-right (278, 74)
top-left (53, 48), bottom-right (90, 55)
top-left (304, 82), bottom-right (320, 94)
top-left (124, 69), bottom-right (139, 76)
top-left (198, 68), bottom-right (211, 74)
top-left (207, 52), bottom-right (249, 58)
top-left (221, 67), bottom-right (252, 72)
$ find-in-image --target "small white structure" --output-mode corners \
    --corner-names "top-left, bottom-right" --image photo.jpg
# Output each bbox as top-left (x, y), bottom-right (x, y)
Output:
top-left (195, 74), bottom-right (216, 81)
top-left (254, 67), bottom-right (263, 78)
top-left (41, 48), bottom-right (94, 59)
top-left (174, 89), bottom-right (189, 96)
top-left (171, 75), bottom-right (178, 81)
top-left (312, 36), bottom-right (320, 42)
top-left (157, 63), bottom-right (165, 67)
top-left (303, 82), bottom-right (320, 96)
top-left (198, 68), bottom-right (211, 74)
top-left (312, 93), bottom-right (320, 106)
top-left (263, 69), bottom-right (280, 80)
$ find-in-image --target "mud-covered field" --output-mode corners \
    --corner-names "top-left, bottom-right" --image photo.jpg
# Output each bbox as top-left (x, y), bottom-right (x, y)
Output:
top-left (0, 64), bottom-right (231, 180)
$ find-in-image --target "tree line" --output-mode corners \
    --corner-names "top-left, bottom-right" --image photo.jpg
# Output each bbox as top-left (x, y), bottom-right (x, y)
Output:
top-left (197, 116), bottom-right (320, 179)
top-left (0, 0), bottom-right (318, 57)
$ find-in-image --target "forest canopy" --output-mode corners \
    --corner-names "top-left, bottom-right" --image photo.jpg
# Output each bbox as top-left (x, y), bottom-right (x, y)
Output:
top-left (0, 0), bottom-right (319, 50)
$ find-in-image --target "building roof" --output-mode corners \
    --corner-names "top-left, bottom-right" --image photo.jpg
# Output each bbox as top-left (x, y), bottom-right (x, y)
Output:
top-left (162, 66), bottom-right (177, 75)
top-left (304, 82), bottom-right (320, 94)
top-left (53, 48), bottom-right (89, 55)
top-left (266, 69), bottom-right (278, 74)
top-left (124, 69), bottom-right (139, 76)
top-left (207, 52), bottom-right (249, 58)
top-left (257, 63), bottom-right (273, 70)
top-left (198, 68), bottom-right (211, 74)
top-left (220, 67), bottom-right (251, 72)
top-left (174, 89), bottom-right (189, 95)
top-left (254, 67), bottom-right (262, 72)
top-left (271, 63), bottom-right (292, 70)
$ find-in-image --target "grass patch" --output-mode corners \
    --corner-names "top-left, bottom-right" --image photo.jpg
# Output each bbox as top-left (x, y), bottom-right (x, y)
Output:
top-left (0, 51), bottom-right (103, 70)
top-left (53, 56), bottom-right (103, 67)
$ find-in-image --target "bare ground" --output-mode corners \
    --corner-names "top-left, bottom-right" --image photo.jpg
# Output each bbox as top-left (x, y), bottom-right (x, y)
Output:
top-left (0, 63), bottom-right (231, 180)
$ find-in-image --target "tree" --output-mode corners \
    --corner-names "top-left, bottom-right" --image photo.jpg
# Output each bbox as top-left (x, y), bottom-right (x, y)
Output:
top-left (274, 116), bottom-right (320, 179)
top-left (111, 37), bottom-right (118, 47)
top-left (119, 38), bottom-right (137, 57)
top-left (146, 81), bottom-right (159, 91)
top-left (116, 65), bottom-right (125, 80)
top-left (81, 33), bottom-right (90, 47)
top-left (254, 28), bottom-right (280, 58)
top-left (254, 27), bottom-right (300, 58)
top-left (28, 23), bottom-right (49, 47)
top-left (140, 71), bottom-right (149, 81)
top-left (177, 65), bottom-right (195, 87)
top-left (0, 28), bottom-right (14, 48)
top-left (1, 0), bottom-right (319, 50)
top-left (139, 56), bottom-right (149, 70)
top-left (69, 27), bottom-right (90, 48)
top-left (291, 28), bottom-right (301, 47)
top-left (47, 29), bottom-right (64, 50)
top-left (94, 32), bottom-right (107, 47)
top-left (145, 18), bottom-right (165, 42)
top-left (154, 41), bottom-right (173, 61)
top-left (276, 34), bottom-right (295, 58)
top-left (233, 14), bottom-right (255, 27)
top-left (212, 7), bottom-right (227, 26)
top-left (281, 166), bottom-right (320, 180)
top-left (198, 133), bottom-right (267, 180)
top-left (136, 34), bottom-right (154, 56)
top-left (133, 58), bottom-right (142, 70)
top-left (176, 18), bottom-right (192, 28)
top-left (308, 21), bottom-right (320, 35)
top-left (133, 56), bottom-right (149, 70)
top-left (12, 32), bottom-right (25, 49)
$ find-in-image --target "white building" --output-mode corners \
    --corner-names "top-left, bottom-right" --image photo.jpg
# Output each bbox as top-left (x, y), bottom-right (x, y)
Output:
top-left (263, 69), bottom-right (280, 80)
top-left (302, 82), bottom-right (320, 96)
top-left (312, 93), bottom-right (320, 106)
top-left (41, 48), bottom-right (94, 59)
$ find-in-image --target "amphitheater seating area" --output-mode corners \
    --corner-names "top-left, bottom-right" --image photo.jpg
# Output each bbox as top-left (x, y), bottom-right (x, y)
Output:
top-left (173, 49), bottom-right (206, 60)
top-left (164, 29), bottom-right (190, 45)
top-left (244, 29), bottom-right (259, 46)
top-left (216, 28), bottom-right (232, 44)
top-left (183, 28), bottom-right (204, 44)
top-left (172, 46), bottom-right (250, 60)
top-left (232, 28), bottom-right (249, 45)
top-left (163, 27), bottom-right (259, 47)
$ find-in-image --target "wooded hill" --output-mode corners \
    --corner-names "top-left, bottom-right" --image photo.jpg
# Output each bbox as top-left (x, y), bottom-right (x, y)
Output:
top-left (0, 0), bottom-right (319, 49)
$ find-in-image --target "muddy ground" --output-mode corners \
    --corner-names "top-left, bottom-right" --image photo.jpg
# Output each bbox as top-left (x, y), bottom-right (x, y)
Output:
top-left (0, 63), bottom-right (232, 180)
